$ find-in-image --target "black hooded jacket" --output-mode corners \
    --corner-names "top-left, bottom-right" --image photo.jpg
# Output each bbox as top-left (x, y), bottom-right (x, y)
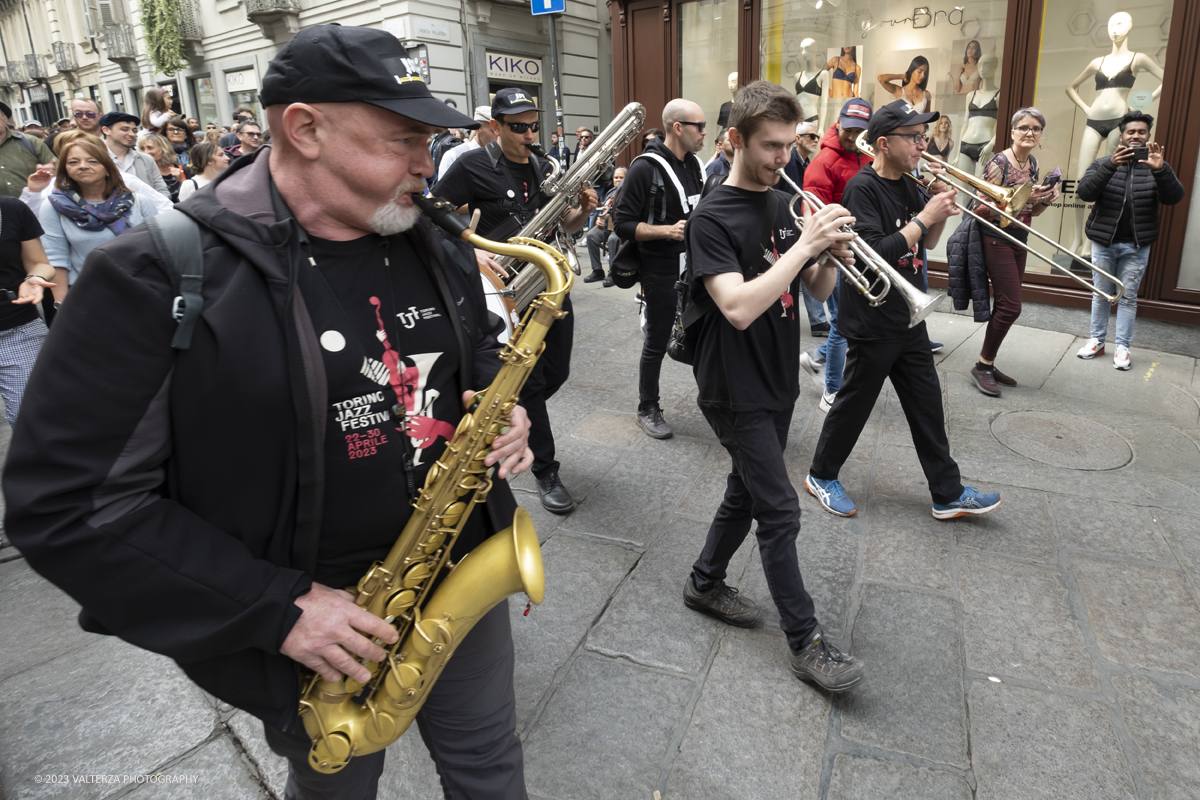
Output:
top-left (3, 147), bottom-right (516, 733)
top-left (1076, 156), bottom-right (1186, 248)
top-left (613, 138), bottom-right (703, 261)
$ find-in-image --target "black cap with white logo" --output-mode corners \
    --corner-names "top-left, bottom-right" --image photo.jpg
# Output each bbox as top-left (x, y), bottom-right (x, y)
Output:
top-left (491, 87), bottom-right (542, 117)
top-left (260, 24), bottom-right (478, 130)
top-left (865, 99), bottom-right (940, 144)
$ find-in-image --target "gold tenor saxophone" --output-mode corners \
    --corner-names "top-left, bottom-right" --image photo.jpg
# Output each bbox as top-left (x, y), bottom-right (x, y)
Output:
top-left (298, 193), bottom-right (574, 774)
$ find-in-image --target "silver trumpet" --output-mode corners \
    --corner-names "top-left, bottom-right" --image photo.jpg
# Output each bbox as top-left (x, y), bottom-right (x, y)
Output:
top-left (775, 169), bottom-right (944, 328)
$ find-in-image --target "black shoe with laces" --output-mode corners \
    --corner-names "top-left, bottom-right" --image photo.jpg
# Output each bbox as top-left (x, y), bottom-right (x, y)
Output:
top-left (583, 270), bottom-right (605, 283)
top-left (536, 470), bottom-right (577, 514)
top-left (683, 575), bottom-right (763, 628)
top-left (636, 405), bottom-right (673, 439)
top-left (789, 627), bottom-right (864, 692)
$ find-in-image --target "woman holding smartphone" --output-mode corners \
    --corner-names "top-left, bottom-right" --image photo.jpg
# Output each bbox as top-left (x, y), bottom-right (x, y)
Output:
top-left (968, 107), bottom-right (1060, 397)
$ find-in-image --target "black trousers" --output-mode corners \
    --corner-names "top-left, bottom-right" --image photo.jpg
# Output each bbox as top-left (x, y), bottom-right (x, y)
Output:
top-left (692, 403), bottom-right (818, 652)
top-left (520, 293), bottom-right (573, 479)
top-left (638, 258), bottom-right (680, 410)
top-left (809, 325), bottom-right (963, 505)
top-left (264, 602), bottom-right (527, 800)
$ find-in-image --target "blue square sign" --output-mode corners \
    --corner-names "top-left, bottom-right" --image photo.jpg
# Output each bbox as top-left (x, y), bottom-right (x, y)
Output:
top-left (531, 0), bottom-right (565, 15)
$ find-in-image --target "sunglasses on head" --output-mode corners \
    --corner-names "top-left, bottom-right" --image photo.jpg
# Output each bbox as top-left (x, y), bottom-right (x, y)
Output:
top-left (504, 121), bottom-right (540, 134)
top-left (73, 110), bottom-right (97, 119)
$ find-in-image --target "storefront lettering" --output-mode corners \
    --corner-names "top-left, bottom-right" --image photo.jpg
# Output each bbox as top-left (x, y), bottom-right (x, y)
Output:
top-left (485, 52), bottom-right (543, 82)
top-left (861, 6), bottom-right (965, 38)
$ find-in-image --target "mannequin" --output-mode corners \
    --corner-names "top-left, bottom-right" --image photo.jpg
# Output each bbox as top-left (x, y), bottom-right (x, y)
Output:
top-left (825, 47), bottom-right (860, 98)
top-left (878, 55), bottom-right (933, 113)
top-left (953, 40), bottom-right (983, 94)
top-left (1064, 12), bottom-right (1164, 254)
top-left (794, 51), bottom-right (828, 128)
top-left (956, 54), bottom-right (1000, 176)
top-left (717, 72), bottom-right (737, 128)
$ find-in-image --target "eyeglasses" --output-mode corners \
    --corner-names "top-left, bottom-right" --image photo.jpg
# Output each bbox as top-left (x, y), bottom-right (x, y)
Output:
top-left (241, 131), bottom-right (263, 138)
top-left (678, 121), bottom-right (707, 131)
top-left (887, 132), bottom-right (928, 144)
top-left (504, 121), bottom-right (541, 134)
top-left (73, 110), bottom-right (97, 119)
top-left (1014, 125), bottom-right (1043, 134)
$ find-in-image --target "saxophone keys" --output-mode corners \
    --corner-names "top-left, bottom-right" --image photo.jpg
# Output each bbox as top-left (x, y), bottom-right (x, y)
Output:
top-left (385, 589), bottom-right (417, 617)
top-left (401, 562), bottom-right (432, 588)
top-left (309, 733), bottom-right (353, 774)
top-left (364, 710), bottom-right (399, 744)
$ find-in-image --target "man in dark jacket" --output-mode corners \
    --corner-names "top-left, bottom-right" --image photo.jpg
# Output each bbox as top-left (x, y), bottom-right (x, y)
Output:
top-left (1074, 110), bottom-right (1185, 370)
top-left (613, 98), bottom-right (705, 440)
top-left (5, 26), bottom-right (536, 800)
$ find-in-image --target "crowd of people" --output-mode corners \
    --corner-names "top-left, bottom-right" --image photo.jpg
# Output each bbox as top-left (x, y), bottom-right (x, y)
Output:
top-left (0, 22), bottom-right (1187, 800)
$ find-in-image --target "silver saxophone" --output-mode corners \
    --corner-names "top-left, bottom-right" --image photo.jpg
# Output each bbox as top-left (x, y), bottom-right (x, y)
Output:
top-left (499, 102), bottom-right (646, 312)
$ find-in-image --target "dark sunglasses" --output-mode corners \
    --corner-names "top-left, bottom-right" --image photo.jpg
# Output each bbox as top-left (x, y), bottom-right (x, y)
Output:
top-left (678, 121), bottom-right (706, 131)
top-left (73, 110), bottom-right (97, 119)
top-left (241, 131), bottom-right (263, 138)
top-left (798, 133), bottom-right (819, 141)
top-left (504, 121), bottom-right (540, 134)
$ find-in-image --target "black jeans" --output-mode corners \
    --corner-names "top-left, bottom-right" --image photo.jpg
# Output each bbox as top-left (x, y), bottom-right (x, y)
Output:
top-left (810, 325), bottom-right (963, 505)
top-left (520, 293), bottom-right (573, 479)
top-left (638, 259), bottom-right (680, 410)
top-left (692, 403), bottom-right (818, 651)
top-left (264, 602), bottom-right (527, 800)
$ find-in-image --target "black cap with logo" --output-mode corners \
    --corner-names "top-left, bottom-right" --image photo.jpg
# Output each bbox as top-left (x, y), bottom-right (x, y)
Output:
top-left (260, 24), bottom-right (479, 130)
top-left (866, 99), bottom-right (940, 144)
top-left (98, 111), bottom-right (141, 129)
top-left (491, 87), bottom-right (542, 117)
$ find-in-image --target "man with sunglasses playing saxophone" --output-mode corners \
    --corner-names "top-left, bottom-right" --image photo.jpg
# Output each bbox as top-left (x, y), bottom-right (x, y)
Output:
top-left (434, 88), bottom-right (597, 515)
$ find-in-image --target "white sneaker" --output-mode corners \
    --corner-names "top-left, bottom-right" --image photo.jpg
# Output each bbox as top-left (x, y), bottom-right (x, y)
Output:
top-left (799, 350), bottom-right (826, 388)
top-left (1113, 345), bottom-right (1131, 371)
top-left (1076, 338), bottom-right (1105, 359)
top-left (819, 390), bottom-right (837, 412)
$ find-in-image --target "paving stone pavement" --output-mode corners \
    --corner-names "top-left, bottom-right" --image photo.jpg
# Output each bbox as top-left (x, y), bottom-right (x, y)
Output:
top-left (1, 270), bottom-right (1199, 799)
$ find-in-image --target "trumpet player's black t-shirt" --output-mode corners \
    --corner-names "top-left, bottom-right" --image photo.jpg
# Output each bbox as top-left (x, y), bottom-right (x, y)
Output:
top-left (686, 185), bottom-right (814, 412)
top-left (838, 164), bottom-right (931, 341)
top-left (299, 232), bottom-right (483, 589)
top-left (431, 142), bottom-right (552, 239)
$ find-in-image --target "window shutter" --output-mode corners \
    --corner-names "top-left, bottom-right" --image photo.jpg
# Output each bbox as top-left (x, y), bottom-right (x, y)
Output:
top-left (81, 0), bottom-right (102, 35)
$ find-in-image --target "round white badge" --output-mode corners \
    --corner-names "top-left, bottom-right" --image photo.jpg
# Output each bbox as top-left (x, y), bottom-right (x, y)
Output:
top-left (320, 330), bottom-right (346, 352)
top-left (507, 190), bottom-right (516, 198)
top-left (896, 219), bottom-right (902, 228)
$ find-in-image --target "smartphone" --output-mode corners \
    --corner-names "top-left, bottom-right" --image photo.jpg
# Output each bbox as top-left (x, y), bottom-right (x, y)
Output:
top-left (1130, 146), bottom-right (1150, 163)
top-left (1042, 168), bottom-right (1062, 189)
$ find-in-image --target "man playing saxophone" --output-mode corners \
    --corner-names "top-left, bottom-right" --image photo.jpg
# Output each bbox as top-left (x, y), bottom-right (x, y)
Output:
top-left (434, 88), bottom-right (597, 516)
top-left (6, 27), bottom-right (538, 799)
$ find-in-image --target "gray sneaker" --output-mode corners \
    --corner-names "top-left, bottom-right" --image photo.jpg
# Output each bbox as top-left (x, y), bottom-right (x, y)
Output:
top-left (789, 627), bottom-right (864, 692)
top-left (798, 349), bottom-right (826, 389)
top-left (683, 576), bottom-right (763, 628)
top-left (637, 405), bottom-right (673, 439)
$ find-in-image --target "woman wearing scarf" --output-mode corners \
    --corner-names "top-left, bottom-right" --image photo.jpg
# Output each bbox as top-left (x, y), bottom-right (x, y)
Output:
top-left (162, 116), bottom-right (196, 169)
top-left (38, 139), bottom-right (159, 299)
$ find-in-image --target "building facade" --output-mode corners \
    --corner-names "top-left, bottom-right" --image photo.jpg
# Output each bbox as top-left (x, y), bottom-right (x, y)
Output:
top-left (608, 0), bottom-right (1200, 323)
top-left (0, 0), bottom-right (613, 147)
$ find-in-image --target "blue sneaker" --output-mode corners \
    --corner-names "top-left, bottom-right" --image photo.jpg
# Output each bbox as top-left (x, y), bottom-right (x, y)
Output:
top-left (805, 475), bottom-right (856, 517)
top-left (932, 486), bottom-right (1002, 520)
top-left (930, 341), bottom-right (944, 353)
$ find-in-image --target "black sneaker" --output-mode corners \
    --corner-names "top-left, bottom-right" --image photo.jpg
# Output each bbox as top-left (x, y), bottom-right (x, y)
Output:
top-left (636, 405), bottom-right (673, 439)
top-left (602, 276), bottom-right (614, 288)
top-left (583, 270), bottom-right (605, 283)
top-left (536, 470), bottom-right (577, 514)
top-left (789, 627), bottom-right (864, 692)
top-left (683, 575), bottom-right (763, 627)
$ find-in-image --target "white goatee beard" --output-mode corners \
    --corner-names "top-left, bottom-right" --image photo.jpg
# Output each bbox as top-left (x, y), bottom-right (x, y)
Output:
top-left (368, 185), bottom-right (423, 235)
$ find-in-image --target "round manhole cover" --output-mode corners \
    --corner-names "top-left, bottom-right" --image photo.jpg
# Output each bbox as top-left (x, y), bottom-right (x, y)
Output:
top-left (990, 411), bottom-right (1132, 471)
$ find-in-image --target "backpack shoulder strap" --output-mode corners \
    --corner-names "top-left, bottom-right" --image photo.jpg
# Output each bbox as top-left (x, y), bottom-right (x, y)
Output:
top-left (144, 209), bottom-right (205, 350)
top-left (637, 152), bottom-right (693, 213)
top-left (11, 131), bottom-right (36, 158)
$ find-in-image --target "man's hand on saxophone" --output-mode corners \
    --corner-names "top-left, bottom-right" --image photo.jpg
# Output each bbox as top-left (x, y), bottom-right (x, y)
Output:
top-left (466, 390), bottom-right (535, 479)
top-left (281, 584), bottom-right (401, 684)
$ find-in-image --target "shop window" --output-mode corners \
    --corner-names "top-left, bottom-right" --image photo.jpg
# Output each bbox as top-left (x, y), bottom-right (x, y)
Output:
top-left (760, 0), bottom-right (1008, 259)
top-left (1176, 157), bottom-right (1200, 290)
top-left (1028, 3), bottom-right (1170, 275)
top-left (191, 76), bottom-right (219, 127)
top-left (680, 0), bottom-right (738, 162)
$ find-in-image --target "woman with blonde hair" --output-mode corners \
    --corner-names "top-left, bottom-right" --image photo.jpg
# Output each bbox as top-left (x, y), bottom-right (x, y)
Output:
top-left (928, 115), bottom-right (954, 160)
top-left (38, 138), bottom-right (159, 296)
top-left (141, 86), bottom-right (173, 132)
top-left (138, 132), bottom-right (187, 203)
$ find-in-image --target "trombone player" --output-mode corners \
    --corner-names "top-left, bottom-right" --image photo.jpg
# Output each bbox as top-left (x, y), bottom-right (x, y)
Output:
top-left (805, 99), bottom-right (1004, 521)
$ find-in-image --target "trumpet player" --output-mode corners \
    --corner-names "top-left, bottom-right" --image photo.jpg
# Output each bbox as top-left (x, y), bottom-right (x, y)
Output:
top-left (7, 28), bottom-right (537, 799)
top-left (806, 99), bottom-right (1003, 521)
top-left (681, 81), bottom-right (865, 692)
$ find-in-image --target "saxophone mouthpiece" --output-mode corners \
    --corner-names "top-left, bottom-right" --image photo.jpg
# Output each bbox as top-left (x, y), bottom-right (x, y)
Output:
top-left (525, 143), bottom-right (548, 158)
top-left (413, 193), bottom-right (472, 240)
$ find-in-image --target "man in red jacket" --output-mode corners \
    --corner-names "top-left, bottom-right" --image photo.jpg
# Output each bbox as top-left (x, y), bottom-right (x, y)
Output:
top-left (799, 99), bottom-right (872, 411)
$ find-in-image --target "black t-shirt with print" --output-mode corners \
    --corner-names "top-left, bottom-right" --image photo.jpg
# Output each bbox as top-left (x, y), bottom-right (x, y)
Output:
top-left (0, 196), bottom-right (45, 331)
top-left (838, 164), bottom-right (931, 341)
top-left (301, 232), bottom-right (483, 589)
top-left (431, 144), bottom-right (551, 240)
top-left (686, 185), bottom-right (810, 411)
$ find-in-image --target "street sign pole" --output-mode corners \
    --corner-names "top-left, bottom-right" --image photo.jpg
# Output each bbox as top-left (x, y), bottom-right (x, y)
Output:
top-left (531, 0), bottom-right (567, 154)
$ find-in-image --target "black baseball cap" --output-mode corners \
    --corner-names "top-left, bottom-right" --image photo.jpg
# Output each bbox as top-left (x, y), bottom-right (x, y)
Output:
top-left (866, 99), bottom-right (940, 143)
top-left (0, 102), bottom-right (10, 118)
top-left (99, 111), bottom-right (140, 129)
top-left (491, 87), bottom-right (541, 117)
top-left (260, 24), bottom-right (478, 130)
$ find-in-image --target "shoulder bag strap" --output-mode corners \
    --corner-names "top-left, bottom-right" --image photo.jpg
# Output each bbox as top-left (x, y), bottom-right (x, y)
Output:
top-left (144, 209), bottom-right (205, 350)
